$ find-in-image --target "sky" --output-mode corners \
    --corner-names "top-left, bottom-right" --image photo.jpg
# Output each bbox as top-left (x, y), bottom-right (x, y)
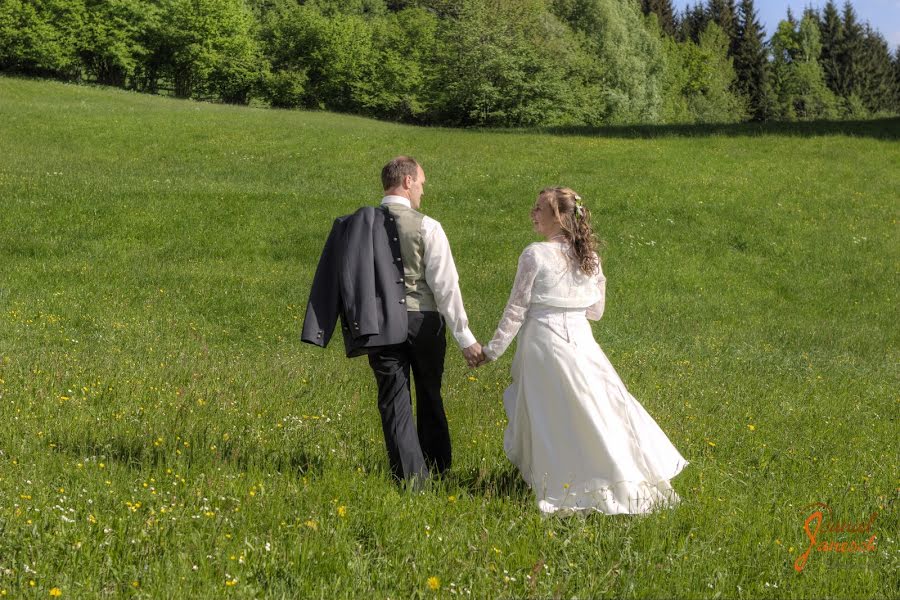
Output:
top-left (672, 0), bottom-right (900, 50)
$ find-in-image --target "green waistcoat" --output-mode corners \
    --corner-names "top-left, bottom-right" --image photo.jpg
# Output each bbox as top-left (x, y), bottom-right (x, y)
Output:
top-left (385, 204), bottom-right (437, 311)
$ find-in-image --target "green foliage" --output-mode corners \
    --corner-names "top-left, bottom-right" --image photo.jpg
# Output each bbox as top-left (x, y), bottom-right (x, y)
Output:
top-left (433, 0), bottom-right (591, 127)
top-left (0, 0), bottom-right (84, 79)
top-left (78, 0), bottom-right (148, 86)
top-left (259, 2), bottom-right (376, 112)
top-left (358, 8), bottom-right (439, 121)
top-left (659, 21), bottom-right (744, 123)
top-left (0, 0), bottom-right (895, 123)
top-left (554, 0), bottom-right (666, 124)
top-left (148, 0), bottom-right (265, 103)
top-left (261, 69), bottom-right (308, 109)
top-left (770, 14), bottom-right (838, 120)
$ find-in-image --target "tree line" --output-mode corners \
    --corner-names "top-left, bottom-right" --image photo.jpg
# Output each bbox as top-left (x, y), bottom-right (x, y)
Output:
top-left (1, 0), bottom-right (898, 126)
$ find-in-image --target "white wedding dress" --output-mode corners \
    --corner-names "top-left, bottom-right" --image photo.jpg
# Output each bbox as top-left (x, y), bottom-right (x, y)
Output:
top-left (483, 242), bottom-right (688, 515)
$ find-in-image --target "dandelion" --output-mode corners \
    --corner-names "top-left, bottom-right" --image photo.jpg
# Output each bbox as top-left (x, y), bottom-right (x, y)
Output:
top-left (448, 495), bottom-right (456, 503)
top-left (427, 576), bottom-right (440, 591)
top-left (50, 589), bottom-right (62, 597)
top-left (304, 520), bottom-right (317, 531)
top-left (747, 424), bottom-right (756, 431)
top-left (467, 376), bottom-right (477, 382)
top-left (707, 441), bottom-right (716, 447)
top-left (337, 506), bottom-right (347, 518)
top-left (225, 579), bottom-right (237, 587)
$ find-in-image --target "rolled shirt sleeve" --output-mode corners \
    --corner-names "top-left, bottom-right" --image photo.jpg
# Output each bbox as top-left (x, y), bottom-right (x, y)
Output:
top-left (422, 217), bottom-right (477, 349)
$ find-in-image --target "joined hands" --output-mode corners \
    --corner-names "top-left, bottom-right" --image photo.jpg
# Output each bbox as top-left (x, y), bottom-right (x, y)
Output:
top-left (462, 342), bottom-right (489, 369)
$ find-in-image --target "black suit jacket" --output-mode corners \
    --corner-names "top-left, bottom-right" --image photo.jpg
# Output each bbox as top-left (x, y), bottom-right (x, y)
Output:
top-left (301, 206), bottom-right (409, 357)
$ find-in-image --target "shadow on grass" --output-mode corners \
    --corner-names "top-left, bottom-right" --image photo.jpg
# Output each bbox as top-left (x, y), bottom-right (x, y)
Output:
top-left (51, 432), bottom-right (326, 474)
top-left (531, 117), bottom-right (900, 140)
top-left (449, 464), bottom-right (531, 500)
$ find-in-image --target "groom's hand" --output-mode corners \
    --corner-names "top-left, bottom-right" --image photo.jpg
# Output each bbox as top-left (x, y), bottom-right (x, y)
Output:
top-left (463, 342), bottom-right (483, 368)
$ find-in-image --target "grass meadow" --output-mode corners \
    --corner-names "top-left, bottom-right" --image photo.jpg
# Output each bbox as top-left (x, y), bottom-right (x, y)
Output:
top-left (0, 76), bottom-right (897, 598)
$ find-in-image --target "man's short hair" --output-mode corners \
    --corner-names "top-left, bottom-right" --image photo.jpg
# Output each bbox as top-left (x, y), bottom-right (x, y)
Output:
top-left (381, 156), bottom-right (420, 190)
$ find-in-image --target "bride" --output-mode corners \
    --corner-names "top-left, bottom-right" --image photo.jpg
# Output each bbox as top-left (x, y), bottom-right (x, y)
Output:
top-left (478, 187), bottom-right (688, 515)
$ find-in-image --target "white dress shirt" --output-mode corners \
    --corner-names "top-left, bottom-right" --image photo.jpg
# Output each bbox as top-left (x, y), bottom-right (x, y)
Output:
top-left (381, 196), bottom-right (476, 349)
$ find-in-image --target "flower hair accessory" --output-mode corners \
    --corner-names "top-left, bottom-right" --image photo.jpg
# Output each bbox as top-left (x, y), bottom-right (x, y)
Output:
top-left (574, 194), bottom-right (585, 221)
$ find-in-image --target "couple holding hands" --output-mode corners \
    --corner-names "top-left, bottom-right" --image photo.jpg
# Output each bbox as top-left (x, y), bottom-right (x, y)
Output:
top-left (303, 156), bottom-right (687, 515)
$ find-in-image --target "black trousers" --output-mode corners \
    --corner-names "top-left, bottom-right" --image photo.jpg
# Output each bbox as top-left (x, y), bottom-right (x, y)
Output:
top-left (367, 311), bottom-right (450, 483)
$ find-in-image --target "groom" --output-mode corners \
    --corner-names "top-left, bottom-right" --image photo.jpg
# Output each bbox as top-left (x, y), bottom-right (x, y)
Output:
top-left (369, 156), bottom-right (482, 485)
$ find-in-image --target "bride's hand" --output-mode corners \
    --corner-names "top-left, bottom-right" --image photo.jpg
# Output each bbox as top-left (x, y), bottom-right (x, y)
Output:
top-left (463, 342), bottom-right (483, 368)
top-left (474, 349), bottom-right (490, 367)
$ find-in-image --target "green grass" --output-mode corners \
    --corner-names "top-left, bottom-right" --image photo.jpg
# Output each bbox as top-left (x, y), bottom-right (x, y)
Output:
top-left (0, 76), bottom-right (897, 598)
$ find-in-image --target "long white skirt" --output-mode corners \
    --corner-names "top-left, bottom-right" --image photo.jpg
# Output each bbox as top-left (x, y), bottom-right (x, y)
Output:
top-left (503, 310), bottom-right (688, 515)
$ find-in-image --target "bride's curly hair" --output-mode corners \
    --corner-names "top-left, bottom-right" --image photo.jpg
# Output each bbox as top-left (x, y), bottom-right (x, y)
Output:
top-left (541, 186), bottom-right (602, 276)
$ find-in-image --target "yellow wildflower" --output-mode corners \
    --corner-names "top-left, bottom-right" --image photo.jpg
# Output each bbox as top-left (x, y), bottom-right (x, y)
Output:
top-left (427, 576), bottom-right (440, 591)
top-left (337, 506), bottom-right (347, 518)
top-left (50, 589), bottom-right (62, 597)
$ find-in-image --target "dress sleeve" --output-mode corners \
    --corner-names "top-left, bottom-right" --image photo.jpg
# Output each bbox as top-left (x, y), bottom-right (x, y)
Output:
top-left (586, 259), bottom-right (606, 321)
top-left (483, 246), bottom-right (540, 361)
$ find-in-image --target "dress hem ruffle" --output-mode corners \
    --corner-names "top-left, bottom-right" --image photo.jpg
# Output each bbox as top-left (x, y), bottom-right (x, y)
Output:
top-left (518, 460), bottom-right (690, 516)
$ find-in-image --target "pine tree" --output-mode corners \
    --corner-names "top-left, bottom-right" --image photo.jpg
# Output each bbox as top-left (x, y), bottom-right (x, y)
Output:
top-left (857, 25), bottom-right (896, 114)
top-left (838, 0), bottom-right (864, 99)
top-left (707, 0), bottom-right (737, 56)
top-left (785, 7), bottom-right (796, 26)
top-left (818, 0), bottom-right (843, 96)
top-left (894, 48), bottom-right (900, 112)
top-left (733, 0), bottom-right (771, 119)
top-left (640, 0), bottom-right (677, 37)
top-left (678, 3), bottom-right (708, 43)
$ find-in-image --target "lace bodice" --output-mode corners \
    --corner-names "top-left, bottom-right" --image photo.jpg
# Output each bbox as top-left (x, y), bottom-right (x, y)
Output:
top-left (483, 242), bottom-right (606, 361)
